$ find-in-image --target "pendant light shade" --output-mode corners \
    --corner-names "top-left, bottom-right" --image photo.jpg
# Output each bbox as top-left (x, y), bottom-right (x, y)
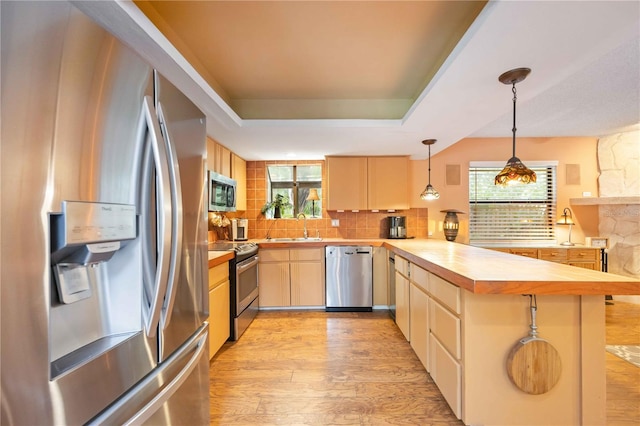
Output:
top-left (420, 139), bottom-right (440, 200)
top-left (495, 68), bottom-right (537, 186)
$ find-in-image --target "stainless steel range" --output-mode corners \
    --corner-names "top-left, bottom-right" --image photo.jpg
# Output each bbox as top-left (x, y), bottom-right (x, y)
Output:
top-left (209, 242), bottom-right (259, 340)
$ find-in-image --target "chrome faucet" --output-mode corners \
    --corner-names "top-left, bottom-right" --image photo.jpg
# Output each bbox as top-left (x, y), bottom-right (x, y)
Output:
top-left (296, 213), bottom-right (308, 239)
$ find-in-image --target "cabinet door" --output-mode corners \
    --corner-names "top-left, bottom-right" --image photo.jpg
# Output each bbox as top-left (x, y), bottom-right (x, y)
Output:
top-left (206, 137), bottom-right (217, 172)
top-left (410, 283), bottom-right (429, 371)
top-left (326, 156), bottom-right (368, 210)
top-left (208, 280), bottom-right (230, 359)
top-left (395, 271), bottom-right (410, 341)
top-left (214, 142), bottom-right (231, 177)
top-left (367, 156), bottom-right (409, 210)
top-left (258, 262), bottom-right (290, 307)
top-left (290, 261), bottom-right (324, 306)
top-left (231, 153), bottom-right (247, 211)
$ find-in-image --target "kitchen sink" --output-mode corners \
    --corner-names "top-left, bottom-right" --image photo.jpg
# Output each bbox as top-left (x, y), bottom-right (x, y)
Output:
top-left (267, 237), bottom-right (323, 242)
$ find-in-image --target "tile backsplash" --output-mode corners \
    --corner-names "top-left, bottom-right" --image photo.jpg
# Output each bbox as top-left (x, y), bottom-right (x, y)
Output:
top-left (240, 160), bottom-right (429, 240)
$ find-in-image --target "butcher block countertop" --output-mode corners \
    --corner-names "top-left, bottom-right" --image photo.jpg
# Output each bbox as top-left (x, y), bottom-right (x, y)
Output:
top-left (255, 237), bottom-right (638, 296)
top-left (386, 239), bottom-right (639, 296)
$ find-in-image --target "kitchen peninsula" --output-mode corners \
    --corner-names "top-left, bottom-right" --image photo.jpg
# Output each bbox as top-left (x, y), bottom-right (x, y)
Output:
top-left (252, 238), bottom-right (638, 425)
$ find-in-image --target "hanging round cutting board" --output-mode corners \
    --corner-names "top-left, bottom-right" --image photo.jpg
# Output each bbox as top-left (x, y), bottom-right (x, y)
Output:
top-left (506, 295), bottom-right (562, 395)
top-left (506, 336), bottom-right (562, 395)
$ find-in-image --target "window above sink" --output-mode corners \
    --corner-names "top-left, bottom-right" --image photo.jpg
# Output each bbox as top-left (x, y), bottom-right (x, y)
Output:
top-left (266, 164), bottom-right (322, 218)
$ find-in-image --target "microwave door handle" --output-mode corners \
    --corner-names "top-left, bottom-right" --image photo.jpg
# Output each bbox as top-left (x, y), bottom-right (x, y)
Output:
top-left (156, 103), bottom-right (183, 330)
top-left (141, 96), bottom-right (172, 338)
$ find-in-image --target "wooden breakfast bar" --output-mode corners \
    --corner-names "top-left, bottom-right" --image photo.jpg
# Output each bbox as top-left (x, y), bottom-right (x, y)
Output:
top-left (386, 239), bottom-right (639, 426)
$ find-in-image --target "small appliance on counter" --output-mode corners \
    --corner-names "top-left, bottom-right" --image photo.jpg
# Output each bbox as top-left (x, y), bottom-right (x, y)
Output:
top-left (388, 216), bottom-right (407, 239)
top-left (232, 218), bottom-right (248, 241)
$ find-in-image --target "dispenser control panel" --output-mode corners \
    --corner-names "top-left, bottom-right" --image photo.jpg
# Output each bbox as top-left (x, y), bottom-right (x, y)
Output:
top-left (61, 201), bottom-right (136, 245)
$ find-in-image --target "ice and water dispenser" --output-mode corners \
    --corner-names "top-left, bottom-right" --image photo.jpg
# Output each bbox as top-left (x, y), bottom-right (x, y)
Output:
top-left (49, 201), bottom-right (139, 377)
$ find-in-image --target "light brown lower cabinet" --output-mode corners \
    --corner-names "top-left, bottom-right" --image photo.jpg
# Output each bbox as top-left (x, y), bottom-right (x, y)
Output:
top-left (259, 248), bottom-right (325, 308)
top-left (394, 256), bottom-right (410, 341)
top-left (409, 283), bottom-right (429, 370)
top-left (208, 262), bottom-right (230, 359)
top-left (393, 254), bottom-right (605, 425)
top-left (396, 253), bottom-right (465, 420)
top-left (492, 246), bottom-right (601, 270)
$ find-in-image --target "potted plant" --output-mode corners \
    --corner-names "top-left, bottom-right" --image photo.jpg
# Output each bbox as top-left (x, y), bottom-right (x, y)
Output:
top-left (260, 194), bottom-right (291, 218)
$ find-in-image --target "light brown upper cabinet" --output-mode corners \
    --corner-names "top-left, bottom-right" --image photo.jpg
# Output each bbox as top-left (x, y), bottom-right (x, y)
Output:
top-left (214, 143), bottom-right (232, 177)
top-left (326, 156), bottom-right (368, 211)
top-left (367, 156), bottom-right (409, 210)
top-left (326, 156), bottom-right (409, 211)
top-left (231, 153), bottom-right (246, 211)
top-left (206, 137), bottom-right (231, 177)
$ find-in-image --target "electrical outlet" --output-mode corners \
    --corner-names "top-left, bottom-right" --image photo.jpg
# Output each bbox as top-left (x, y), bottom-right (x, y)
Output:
top-left (331, 219), bottom-right (339, 227)
top-left (582, 191), bottom-right (592, 197)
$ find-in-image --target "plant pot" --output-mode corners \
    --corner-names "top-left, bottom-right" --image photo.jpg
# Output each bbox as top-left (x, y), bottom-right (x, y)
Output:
top-left (273, 208), bottom-right (281, 218)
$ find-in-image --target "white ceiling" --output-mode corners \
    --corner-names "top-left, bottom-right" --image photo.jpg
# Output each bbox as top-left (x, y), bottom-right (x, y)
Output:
top-left (79, 1), bottom-right (640, 161)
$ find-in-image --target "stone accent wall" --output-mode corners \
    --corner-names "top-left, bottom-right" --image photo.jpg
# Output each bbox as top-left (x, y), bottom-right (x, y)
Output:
top-left (598, 132), bottom-right (640, 197)
top-left (597, 131), bottom-right (640, 294)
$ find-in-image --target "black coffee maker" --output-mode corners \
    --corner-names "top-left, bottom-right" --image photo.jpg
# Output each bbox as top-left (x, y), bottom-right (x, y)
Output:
top-left (388, 216), bottom-right (406, 239)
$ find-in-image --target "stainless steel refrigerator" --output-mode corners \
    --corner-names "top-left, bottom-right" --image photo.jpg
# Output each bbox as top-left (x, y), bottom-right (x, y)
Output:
top-left (1, 1), bottom-right (210, 424)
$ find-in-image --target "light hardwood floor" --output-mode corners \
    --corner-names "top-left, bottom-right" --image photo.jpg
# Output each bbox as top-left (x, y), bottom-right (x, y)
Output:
top-left (210, 302), bottom-right (639, 425)
top-left (605, 300), bottom-right (640, 425)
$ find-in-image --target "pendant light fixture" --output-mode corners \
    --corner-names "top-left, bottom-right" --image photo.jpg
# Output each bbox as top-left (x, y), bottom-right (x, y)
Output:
top-left (494, 68), bottom-right (537, 186)
top-left (420, 139), bottom-right (440, 200)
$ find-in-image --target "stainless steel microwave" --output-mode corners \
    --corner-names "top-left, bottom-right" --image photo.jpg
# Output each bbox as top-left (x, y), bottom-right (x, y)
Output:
top-left (208, 171), bottom-right (236, 212)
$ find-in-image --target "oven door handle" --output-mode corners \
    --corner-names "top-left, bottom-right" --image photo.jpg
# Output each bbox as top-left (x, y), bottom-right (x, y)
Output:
top-left (236, 256), bottom-right (258, 273)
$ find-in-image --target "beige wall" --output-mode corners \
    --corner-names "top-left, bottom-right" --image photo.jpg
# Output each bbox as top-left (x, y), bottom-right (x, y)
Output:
top-left (410, 137), bottom-right (600, 244)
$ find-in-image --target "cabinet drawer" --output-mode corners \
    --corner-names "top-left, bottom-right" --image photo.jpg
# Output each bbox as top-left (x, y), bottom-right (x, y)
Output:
top-left (410, 263), bottom-right (429, 292)
top-left (569, 261), bottom-right (599, 270)
top-left (428, 273), bottom-right (460, 315)
top-left (290, 248), bottom-right (323, 262)
top-left (429, 299), bottom-right (461, 359)
top-left (509, 248), bottom-right (538, 258)
top-left (208, 262), bottom-right (229, 290)
top-left (539, 248), bottom-right (567, 262)
top-left (395, 256), bottom-right (409, 278)
top-left (568, 248), bottom-right (598, 262)
top-left (259, 249), bottom-right (290, 262)
top-left (429, 333), bottom-right (462, 419)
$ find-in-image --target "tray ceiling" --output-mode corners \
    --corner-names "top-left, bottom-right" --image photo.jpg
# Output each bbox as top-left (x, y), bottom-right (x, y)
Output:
top-left (135, 1), bottom-right (485, 120)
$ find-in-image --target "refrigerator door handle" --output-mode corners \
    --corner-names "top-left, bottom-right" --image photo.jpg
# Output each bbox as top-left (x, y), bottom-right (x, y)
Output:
top-left (86, 325), bottom-right (209, 426)
top-left (156, 102), bottom-right (183, 330)
top-left (141, 96), bottom-right (172, 338)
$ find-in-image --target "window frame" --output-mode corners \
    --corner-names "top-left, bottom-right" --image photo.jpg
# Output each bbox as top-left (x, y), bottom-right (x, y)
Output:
top-left (468, 161), bottom-right (558, 246)
top-left (266, 164), bottom-right (322, 218)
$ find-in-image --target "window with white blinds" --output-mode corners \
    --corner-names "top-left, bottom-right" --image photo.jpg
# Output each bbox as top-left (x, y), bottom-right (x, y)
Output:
top-left (469, 161), bottom-right (557, 245)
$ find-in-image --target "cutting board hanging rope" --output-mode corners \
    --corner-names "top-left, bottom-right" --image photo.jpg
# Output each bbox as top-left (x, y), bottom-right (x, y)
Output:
top-left (506, 295), bottom-right (562, 395)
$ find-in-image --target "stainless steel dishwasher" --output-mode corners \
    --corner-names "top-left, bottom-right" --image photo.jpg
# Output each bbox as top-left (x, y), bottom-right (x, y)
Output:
top-left (325, 246), bottom-right (373, 312)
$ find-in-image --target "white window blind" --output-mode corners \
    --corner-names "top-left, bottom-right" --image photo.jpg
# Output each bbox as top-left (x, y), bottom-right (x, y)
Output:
top-left (469, 162), bottom-right (557, 245)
